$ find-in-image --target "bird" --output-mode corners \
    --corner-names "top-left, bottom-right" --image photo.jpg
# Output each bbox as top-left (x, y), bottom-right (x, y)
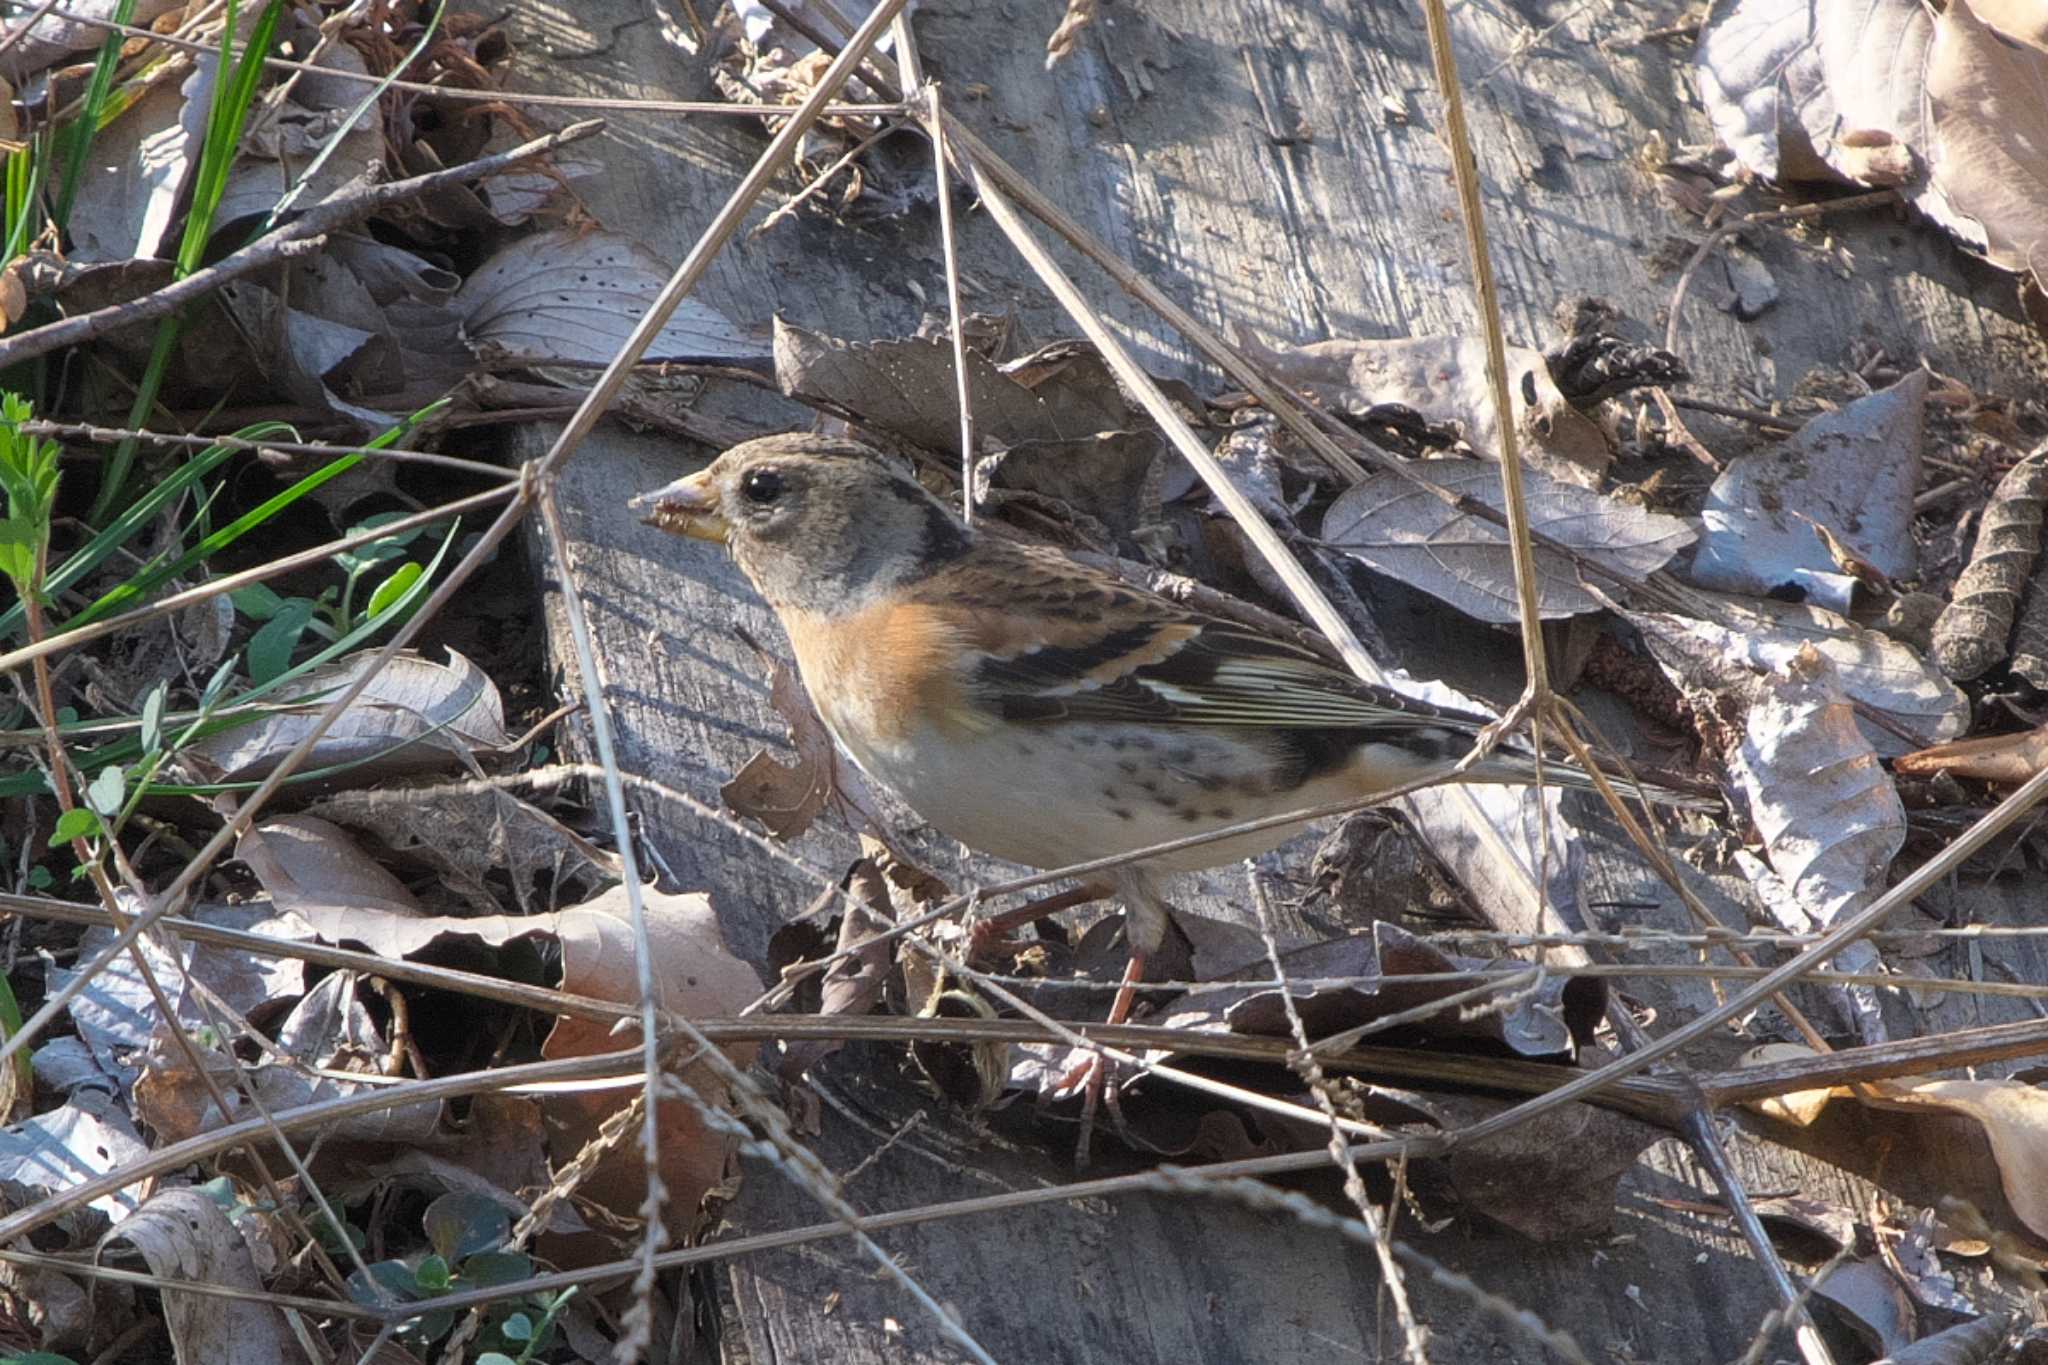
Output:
top-left (634, 434), bottom-right (1701, 1059)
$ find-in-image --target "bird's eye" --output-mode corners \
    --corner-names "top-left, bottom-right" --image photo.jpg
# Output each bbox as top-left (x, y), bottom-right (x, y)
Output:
top-left (740, 469), bottom-right (784, 504)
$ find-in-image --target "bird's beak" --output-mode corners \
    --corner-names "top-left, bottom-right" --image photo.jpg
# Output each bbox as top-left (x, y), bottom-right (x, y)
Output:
top-left (632, 471), bottom-right (728, 543)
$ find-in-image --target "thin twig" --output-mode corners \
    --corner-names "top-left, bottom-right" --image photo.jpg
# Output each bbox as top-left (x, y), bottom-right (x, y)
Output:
top-left (1248, 872), bottom-right (1429, 1363)
top-left (922, 85), bottom-right (978, 523)
top-left (1457, 764), bottom-right (2048, 1147)
top-left (30, 419), bottom-right (511, 478)
top-left (1664, 189), bottom-right (1901, 356)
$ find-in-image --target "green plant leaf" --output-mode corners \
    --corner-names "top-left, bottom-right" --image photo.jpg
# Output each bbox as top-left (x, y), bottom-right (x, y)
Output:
top-left (455, 1250), bottom-right (531, 1289)
top-left (85, 765), bottom-right (124, 816)
top-left (413, 1253), bottom-right (451, 1293)
top-left (424, 1191), bottom-right (509, 1264)
top-left (246, 598), bottom-right (316, 684)
top-left (345, 1260), bottom-right (419, 1308)
top-left (0, 969), bottom-right (33, 1099)
top-left (49, 807), bottom-right (99, 845)
top-left (363, 562), bottom-right (421, 622)
top-left (0, 424), bottom-right (280, 641)
top-left (230, 582), bottom-right (288, 621)
top-left (0, 516), bottom-right (35, 586)
top-left (497, 1312), bottom-right (532, 1343)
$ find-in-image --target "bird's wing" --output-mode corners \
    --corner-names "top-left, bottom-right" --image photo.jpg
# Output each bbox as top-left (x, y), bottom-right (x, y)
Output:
top-left (909, 539), bottom-right (1491, 736)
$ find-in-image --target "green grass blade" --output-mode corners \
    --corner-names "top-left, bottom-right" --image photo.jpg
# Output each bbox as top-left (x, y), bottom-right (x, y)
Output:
top-left (51, 0), bottom-right (140, 233)
top-left (0, 422), bottom-right (295, 641)
top-left (88, 0), bottom-right (288, 524)
top-left (66, 402), bottom-right (440, 632)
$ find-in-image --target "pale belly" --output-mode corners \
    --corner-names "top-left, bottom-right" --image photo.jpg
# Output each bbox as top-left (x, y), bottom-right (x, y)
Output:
top-left (830, 716), bottom-right (1375, 875)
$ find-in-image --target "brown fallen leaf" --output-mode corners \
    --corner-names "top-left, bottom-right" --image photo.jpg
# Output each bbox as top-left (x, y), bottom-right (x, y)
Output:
top-left (539, 886), bottom-right (763, 1244)
top-left (723, 659), bottom-right (894, 842)
top-left (1744, 1052), bottom-right (2048, 1244)
top-left (1895, 725), bottom-right (2048, 783)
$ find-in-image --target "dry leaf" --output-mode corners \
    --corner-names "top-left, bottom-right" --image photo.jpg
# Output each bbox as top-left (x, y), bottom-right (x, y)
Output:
top-left (99, 1190), bottom-right (306, 1365)
top-left (1698, 0), bottom-right (2048, 273)
top-left (1866, 1078), bottom-right (2048, 1243)
top-left (1927, 0), bottom-right (2048, 274)
top-left (1814, 1258), bottom-right (1916, 1358)
top-left (540, 886), bottom-right (764, 1242)
top-left (304, 780), bottom-right (621, 917)
top-left (1692, 371), bottom-right (1926, 612)
top-left (185, 649), bottom-right (508, 786)
top-left (723, 662), bottom-right (893, 841)
top-left (1729, 645), bottom-right (1906, 922)
top-left (1895, 724), bottom-right (2048, 783)
top-left (1973, 0), bottom-right (2048, 52)
top-left (1932, 440), bottom-right (2048, 680)
top-left (0, 1103), bottom-right (150, 1221)
top-left (1627, 593), bottom-right (1969, 758)
top-left (458, 228), bottom-right (766, 366)
top-left (1320, 457), bottom-right (1695, 624)
top-left (1232, 326), bottom-right (1613, 481)
top-left (1744, 1053), bottom-right (2048, 1245)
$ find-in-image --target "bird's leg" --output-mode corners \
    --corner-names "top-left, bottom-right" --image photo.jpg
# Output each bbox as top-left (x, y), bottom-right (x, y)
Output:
top-left (1058, 869), bottom-right (1171, 1162)
top-left (965, 880), bottom-right (1114, 960)
top-left (1061, 948), bottom-right (1143, 1161)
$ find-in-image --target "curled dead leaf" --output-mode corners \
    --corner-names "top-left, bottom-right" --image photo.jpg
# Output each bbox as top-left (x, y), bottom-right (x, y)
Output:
top-left (1895, 725), bottom-right (2048, 783)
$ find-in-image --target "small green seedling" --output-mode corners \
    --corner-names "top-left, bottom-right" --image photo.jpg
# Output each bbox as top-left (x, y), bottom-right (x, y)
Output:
top-left (344, 1191), bottom-right (569, 1359)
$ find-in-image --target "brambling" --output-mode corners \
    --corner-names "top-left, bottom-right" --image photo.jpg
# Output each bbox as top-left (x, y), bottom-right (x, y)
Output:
top-left (635, 435), bottom-right (1691, 998)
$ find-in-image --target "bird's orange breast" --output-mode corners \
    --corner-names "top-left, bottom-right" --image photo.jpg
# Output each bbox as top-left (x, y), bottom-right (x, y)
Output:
top-left (780, 599), bottom-right (984, 747)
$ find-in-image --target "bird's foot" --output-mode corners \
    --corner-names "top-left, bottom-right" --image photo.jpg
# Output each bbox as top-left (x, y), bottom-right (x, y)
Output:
top-left (1054, 952), bottom-right (1145, 1166)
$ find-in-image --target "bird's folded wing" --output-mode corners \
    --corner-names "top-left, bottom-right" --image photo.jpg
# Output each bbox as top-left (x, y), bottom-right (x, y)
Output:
top-left (911, 543), bottom-right (1492, 734)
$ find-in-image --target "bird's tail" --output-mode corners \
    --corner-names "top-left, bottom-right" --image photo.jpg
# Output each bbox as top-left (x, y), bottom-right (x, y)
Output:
top-left (1462, 748), bottom-right (1719, 812)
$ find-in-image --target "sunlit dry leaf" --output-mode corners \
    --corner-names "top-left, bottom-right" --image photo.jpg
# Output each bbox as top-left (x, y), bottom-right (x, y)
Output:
top-left (306, 781), bottom-right (621, 916)
top-left (1927, 0), bottom-right (2048, 274)
top-left (1232, 326), bottom-right (1612, 480)
top-left (1973, 0), bottom-right (2048, 52)
top-left (185, 649), bottom-right (508, 786)
top-left (1692, 371), bottom-right (1926, 612)
top-left (99, 1189), bottom-right (305, 1365)
top-left (1320, 457), bottom-right (1694, 624)
top-left (1867, 1078), bottom-right (2048, 1243)
top-left (1627, 593), bottom-right (1969, 758)
top-left (1729, 645), bottom-right (1906, 922)
top-left (0, 1103), bottom-right (149, 1220)
top-left (1698, 0), bottom-right (2048, 272)
top-left (237, 815), bottom-right (427, 921)
top-left (458, 228), bottom-right (766, 365)
top-left (541, 886), bottom-right (763, 1242)
top-left (1896, 724), bottom-right (2048, 783)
